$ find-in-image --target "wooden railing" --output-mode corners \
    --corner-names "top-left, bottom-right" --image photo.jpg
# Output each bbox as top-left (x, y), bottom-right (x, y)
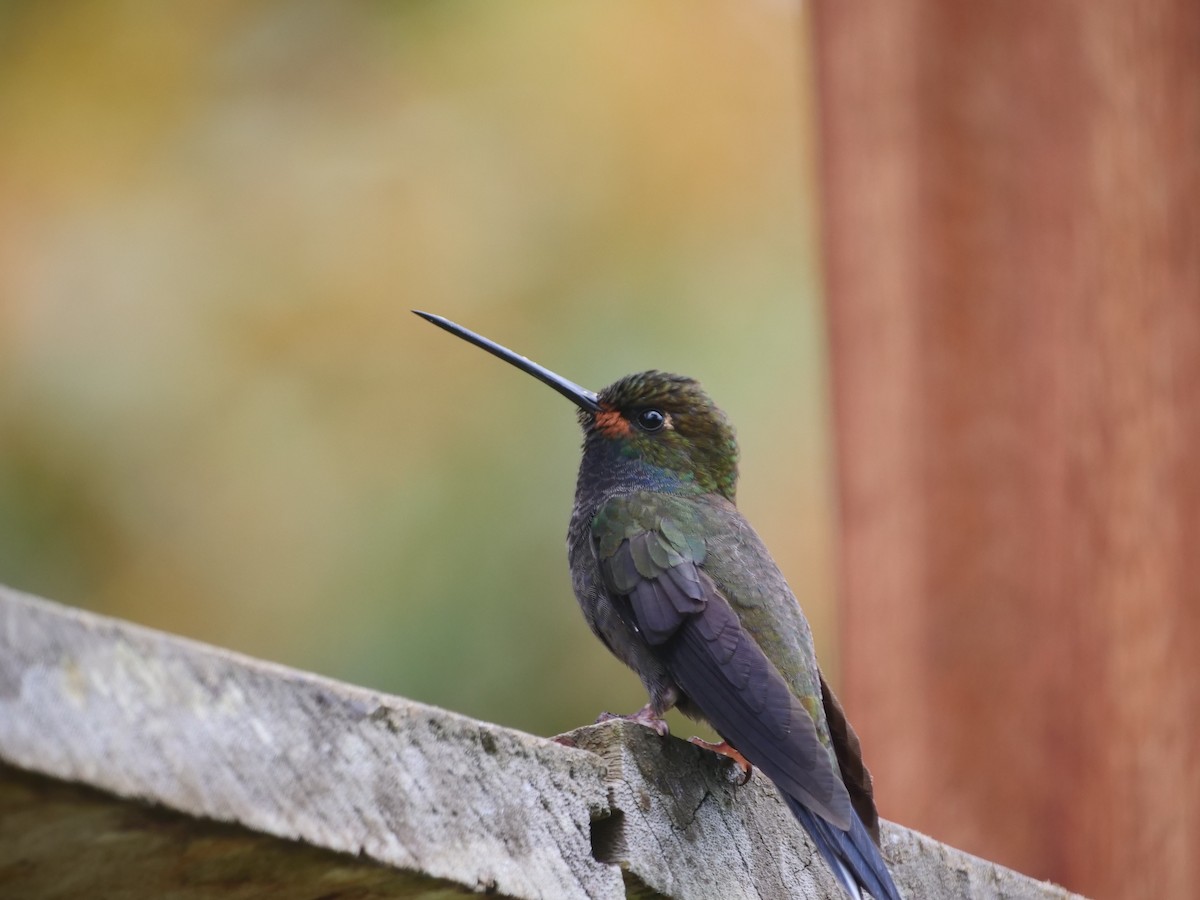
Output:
top-left (0, 585), bottom-right (1080, 899)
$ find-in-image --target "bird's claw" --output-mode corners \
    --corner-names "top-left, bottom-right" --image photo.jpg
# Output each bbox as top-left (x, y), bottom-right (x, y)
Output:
top-left (596, 704), bottom-right (670, 738)
top-left (689, 737), bottom-right (753, 785)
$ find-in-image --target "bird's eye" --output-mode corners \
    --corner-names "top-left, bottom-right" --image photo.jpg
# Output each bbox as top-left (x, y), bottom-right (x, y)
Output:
top-left (635, 408), bottom-right (666, 432)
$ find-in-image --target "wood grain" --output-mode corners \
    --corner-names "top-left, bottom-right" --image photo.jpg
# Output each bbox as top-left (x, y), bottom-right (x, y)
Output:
top-left (1, 585), bottom-right (1082, 898)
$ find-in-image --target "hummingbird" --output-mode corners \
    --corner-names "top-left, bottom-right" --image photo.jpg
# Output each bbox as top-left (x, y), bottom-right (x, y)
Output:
top-left (415, 311), bottom-right (900, 900)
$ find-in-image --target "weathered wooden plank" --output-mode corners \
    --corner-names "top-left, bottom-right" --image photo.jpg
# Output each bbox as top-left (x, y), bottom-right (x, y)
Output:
top-left (0, 585), bottom-right (1082, 898)
top-left (570, 723), bottom-right (1081, 900)
top-left (0, 585), bottom-right (619, 900)
top-left (0, 762), bottom-right (478, 899)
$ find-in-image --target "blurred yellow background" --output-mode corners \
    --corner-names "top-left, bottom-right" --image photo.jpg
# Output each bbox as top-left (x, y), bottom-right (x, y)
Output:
top-left (0, 2), bottom-right (831, 738)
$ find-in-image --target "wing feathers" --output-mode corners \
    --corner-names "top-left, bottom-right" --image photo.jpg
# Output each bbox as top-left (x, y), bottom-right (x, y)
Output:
top-left (821, 670), bottom-right (882, 845)
top-left (629, 532), bottom-right (658, 579)
top-left (666, 597), bottom-right (853, 828)
top-left (658, 566), bottom-right (705, 616)
top-left (663, 563), bottom-right (704, 605)
top-left (592, 500), bottom-right (898, 898)
top-left (599, 522), bottom-right (851, 825)
top-left (608, 547), bottom-right (642, 594)
top-left (630, 579), bottom-right (680, 645)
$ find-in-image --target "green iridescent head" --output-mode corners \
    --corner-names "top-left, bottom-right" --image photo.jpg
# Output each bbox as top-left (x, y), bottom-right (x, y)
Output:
top-left (588, 371), bottom-right (739, 500)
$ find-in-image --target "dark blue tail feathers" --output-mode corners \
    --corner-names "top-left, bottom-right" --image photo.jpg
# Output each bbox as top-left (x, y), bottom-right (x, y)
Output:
top-left (784, 795), bottom-right (902, 900)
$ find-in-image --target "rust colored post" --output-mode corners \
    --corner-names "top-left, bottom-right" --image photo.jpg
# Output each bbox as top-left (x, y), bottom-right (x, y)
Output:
top-left (812, 4), bottom-right (1200, 898)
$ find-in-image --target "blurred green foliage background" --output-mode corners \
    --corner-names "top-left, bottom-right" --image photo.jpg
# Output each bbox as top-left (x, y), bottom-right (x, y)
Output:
top-left (0, 2), bottom-right (832, 738)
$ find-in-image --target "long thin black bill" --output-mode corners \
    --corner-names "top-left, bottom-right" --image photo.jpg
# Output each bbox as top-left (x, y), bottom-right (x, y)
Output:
top-left (414, 311), bottom-right (601, 413)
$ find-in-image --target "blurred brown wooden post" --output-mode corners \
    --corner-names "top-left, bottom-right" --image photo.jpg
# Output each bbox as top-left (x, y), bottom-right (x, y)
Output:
top-left (812, 4), bottom-right (1200, 899)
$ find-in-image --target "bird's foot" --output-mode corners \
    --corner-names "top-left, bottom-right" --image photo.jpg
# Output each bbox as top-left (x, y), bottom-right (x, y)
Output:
top-left (596, 704), bottom-right (670, 738)
top-left (689, 737), bottom-right (753, 785)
